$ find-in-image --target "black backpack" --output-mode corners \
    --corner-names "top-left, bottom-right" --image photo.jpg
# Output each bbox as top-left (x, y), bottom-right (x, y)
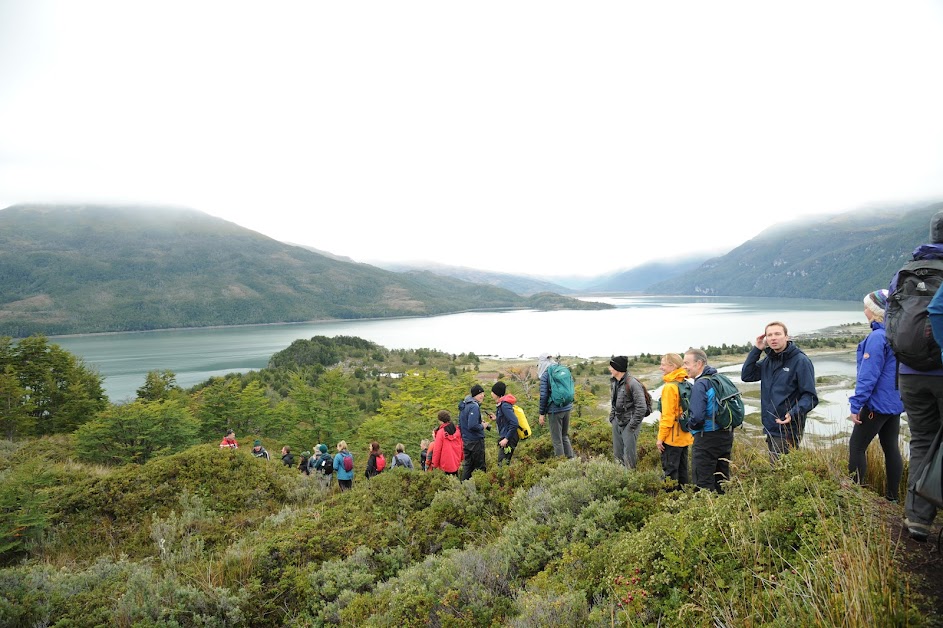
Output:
top-left (886, 259), bottom-right (943, 371)
top-left (627, 377), bottom-right (653, 417)
top-left (317, 454), bottom-right (334, 475)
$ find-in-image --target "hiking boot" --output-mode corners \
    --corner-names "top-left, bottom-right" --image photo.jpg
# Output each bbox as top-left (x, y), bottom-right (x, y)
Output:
top-left (904, 518), bottom-right (930, 542)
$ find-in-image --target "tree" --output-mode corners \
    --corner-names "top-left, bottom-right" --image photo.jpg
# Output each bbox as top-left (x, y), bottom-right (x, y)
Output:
top-left (11, 335), bottom-right (106, 435)
top-left (311, 368), bottom-right (359, 446)
top-left (75, 399), bottom-right (200, 465)
top-left (230, 381), bottom-right (274, 437)
top-left (136, 370), bottom-right (181, 402)
top-left (0, 366), bottom-right (34, 440)
top-left (194, 377), bottom-right (242, 440)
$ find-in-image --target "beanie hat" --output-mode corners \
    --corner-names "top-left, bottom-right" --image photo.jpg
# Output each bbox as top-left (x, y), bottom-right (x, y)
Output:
top-left (931, 210), bottom-right (943, 244)
top-left (864, 289), bottom-right (889, 317)
top-left (301, 450), bottom-right (311, 458)
top-left (610, 356), bottom-right (629, 372)
top-left (253, 439), bottom-right (262, 446)
top-left (491, 381), bottom-right (507, 396)
top-left (319, 444), bottom-right (328, 454)
top-left (470, 384), bottom-right (485, 397)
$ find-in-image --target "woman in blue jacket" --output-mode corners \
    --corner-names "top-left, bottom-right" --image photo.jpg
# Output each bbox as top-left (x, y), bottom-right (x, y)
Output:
top-left (848, 290), bottom-right (905, 501)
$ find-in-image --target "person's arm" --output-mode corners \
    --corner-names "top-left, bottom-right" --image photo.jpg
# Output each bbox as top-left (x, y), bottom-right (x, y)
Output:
top-left (848, 334), bottom-right (883, 417)
top-left (431, 432), bottom-right (442, 469)
top-left (687, 380), bottom-right (708, 431)
top-left (628, 378), bottom-right (647, 429)
top-left (789, 355), bottom-right (819, 419)
top-left (741, 346), bottom-right (764, 383)
top-left (930, 288), bottom-right (943, 348)
top-left (657, 383), bottom-right (679, 451)
top-left (538, 371), bottom-right (549, 422)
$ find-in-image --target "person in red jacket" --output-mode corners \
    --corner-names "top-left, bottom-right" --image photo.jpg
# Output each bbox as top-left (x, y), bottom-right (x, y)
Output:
top-left (219, 429), bottom-right (238, 449)
top-left (431, 410), bottom-right (464, 475)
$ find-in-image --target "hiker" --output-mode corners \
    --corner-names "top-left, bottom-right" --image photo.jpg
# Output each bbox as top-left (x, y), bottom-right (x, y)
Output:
top-left (607, 355), bottom-right (647, 469)
top-left (741, 321), bottom-right (818, 463)
top-left (847, 289), bottom-right (905, 502)
top-left (334, 441), bottom-right (354, 491)
top-left (250, 440), bottom-right (270, 460)
top-left (432, 410), bottom-right (464, 475)
top-left (280, 446), bottom-right (294, 467)
top-left (656, 353), bottom-right (693, 486)
top-left (491, 382), bottom-right (520, 466)
top-left (365, 441), bottom-right (385, 478)
top-left (459, 384), bottom-right (489, 480)
top-left (419, 438), bottom-right (430, 471)
top-left (889, 210), bottom-right (943, 542)
top-left (391, 443), bottom-right (414, 470)
top-left (298, 450), bottom-right (312, 475)
top-left (684, 348), bottom-right (734, 493)
top-left (313, 444), bottom-right (334, 490)
top-left (219, 429), bottom-right (238, 449)
top-left (425, 430), bottom-right (435, 471)
top-left (538, 352), bottom-right (575, 459)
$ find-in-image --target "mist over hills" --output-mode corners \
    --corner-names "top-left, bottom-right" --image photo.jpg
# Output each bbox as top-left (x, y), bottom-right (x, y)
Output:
top-left (375, 261), bottom-right (575, 296)
top-left (0, 205), bottom-right (609, 337)
top-left (647, 201), bottom-right (943, 300)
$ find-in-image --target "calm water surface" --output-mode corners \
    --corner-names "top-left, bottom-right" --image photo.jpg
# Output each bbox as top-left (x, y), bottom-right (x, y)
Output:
top-left (53, 295), bottom-right (863, 402)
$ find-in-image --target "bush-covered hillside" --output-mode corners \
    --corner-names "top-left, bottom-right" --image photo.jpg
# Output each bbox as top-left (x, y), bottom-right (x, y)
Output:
top-left (0, 336), bottom-right (936, 626)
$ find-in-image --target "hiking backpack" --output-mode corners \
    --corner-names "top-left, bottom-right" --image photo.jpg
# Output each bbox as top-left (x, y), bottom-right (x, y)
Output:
top-left (375, 453), bottom-right (386, 472)
top-left (885, 259), bottom-right (943, 371)
top-left (626, 377), bottom-right (653, 417)
top-left (705, 373), bottom-right (744, 429)
top-left (318, 454), bottom-right (333, 475)
top-left (657, 380), bottom-right (693, 432)
top-left (341, 452), bottom-right (353, 472)
top-left (512, 405), bottom-right (532, 440)
top-left (546, 364), bottom-right (576, 406)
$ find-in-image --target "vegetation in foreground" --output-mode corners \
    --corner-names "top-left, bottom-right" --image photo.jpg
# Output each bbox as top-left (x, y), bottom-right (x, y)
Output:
top-left (0, 333), bottom-right (933, 626)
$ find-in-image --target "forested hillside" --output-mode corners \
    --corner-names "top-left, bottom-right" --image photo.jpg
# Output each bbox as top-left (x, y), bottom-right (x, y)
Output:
top-left (0, 205), bottom-right (609, 337)
top-left (648, 201), bottom-right (943, 300)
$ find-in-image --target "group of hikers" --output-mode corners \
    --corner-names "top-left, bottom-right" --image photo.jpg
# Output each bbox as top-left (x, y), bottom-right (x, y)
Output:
top-left (217, 211), bottom-right (943, 543)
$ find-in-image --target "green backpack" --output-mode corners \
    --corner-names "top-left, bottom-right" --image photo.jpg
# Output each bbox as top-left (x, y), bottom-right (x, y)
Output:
top-left (657, 380), bottom-right (693, 432)
top-left (705, 373), bottom-right (744, 429)
top-left (546, 364), bottom-right (575, 406)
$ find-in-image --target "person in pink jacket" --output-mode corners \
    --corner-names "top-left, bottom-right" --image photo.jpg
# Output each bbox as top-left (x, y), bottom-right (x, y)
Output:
top-left (431, 410), bottom-right (464, 475)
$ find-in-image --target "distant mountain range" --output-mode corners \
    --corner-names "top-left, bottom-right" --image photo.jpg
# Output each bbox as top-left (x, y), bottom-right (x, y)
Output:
top-left (647, 201), bottom-right (943, 300)
top-left (587, 256), bottom-right (714, 292)
top-left (376, 261), bottom-right (574, 297)
top-left (0, 205), bottom-right (610, 337)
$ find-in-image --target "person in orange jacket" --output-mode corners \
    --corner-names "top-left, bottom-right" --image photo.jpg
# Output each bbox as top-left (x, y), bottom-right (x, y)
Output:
top-left (431, 410), bottom-right (463, 475)
top-left (656, 353), bottom-right (694, 486)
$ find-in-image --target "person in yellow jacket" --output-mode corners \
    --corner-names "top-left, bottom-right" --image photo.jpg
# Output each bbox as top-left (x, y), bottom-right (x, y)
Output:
top-left (656, 353), bottom-right (694, 487)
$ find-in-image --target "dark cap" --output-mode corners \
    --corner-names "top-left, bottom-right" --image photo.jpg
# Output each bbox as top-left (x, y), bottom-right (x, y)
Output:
top-left (609, 356), bottom-right (629, 372)
top-left (470, 384), bottom-right (485, 397)
top-left (491, 381), bottom-right (507, 396)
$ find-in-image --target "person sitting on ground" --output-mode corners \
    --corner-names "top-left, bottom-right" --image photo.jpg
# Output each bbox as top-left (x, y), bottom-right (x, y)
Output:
top-left (334, 441), bottom-right (354, 491)
top-left (365, 441), bottom-right (385, 478)
top-left (432, 410), bottom-right (464, 475)
top-left (848, 289), bottom-right (904, 502)
top-left (391, 443), bottom-right (414, 470)
top-left (280, 446), bottom-right (294, 467)
top-left (219, 429), bottom-right (238, 449)
top-left (250, 439), bottom-right (270, 460)
top-left (491, 381), bottom-right (520, 466)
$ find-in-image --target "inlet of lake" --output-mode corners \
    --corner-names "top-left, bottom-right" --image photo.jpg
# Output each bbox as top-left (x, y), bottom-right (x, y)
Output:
top-left (53, 295), bottom-right (864, 407)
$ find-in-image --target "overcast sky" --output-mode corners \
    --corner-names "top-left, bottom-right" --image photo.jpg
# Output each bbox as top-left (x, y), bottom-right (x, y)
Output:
top-left (2, 1), bottom-right (942, 278)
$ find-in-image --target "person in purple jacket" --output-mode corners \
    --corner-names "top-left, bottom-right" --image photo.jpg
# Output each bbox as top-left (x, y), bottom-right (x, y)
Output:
top-left (891, 210), bottom-right (943, 542)
top-left (848, 289), bottom-right (904, 502)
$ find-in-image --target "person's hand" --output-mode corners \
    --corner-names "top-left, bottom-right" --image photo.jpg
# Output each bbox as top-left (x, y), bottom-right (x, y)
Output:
top-left (538, 414), bottom-right (546, 426)
top-left (499, 438), bottom-right (508, 448)
top-left (775, 412), bottom-right (792, 425)
top-left (656, 439), bottom-right (665, 453)
top-left (850, 413), bottom-right (862, 425)
top-left (755, 333), bottom-right (767, 350)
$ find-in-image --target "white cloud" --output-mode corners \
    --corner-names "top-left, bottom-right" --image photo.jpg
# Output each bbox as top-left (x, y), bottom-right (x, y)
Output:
top-left (1, 0), bottom-right (942, 277)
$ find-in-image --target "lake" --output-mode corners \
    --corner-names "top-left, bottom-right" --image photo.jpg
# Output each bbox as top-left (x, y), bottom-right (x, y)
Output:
top-left (51, 295), bottom-right (865, 402)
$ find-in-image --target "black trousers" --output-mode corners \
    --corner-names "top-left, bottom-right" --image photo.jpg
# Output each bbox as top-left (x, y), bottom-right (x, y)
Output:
top-left (661, 444), bottom-right (690, 486)
top-left (692, 430), bottom-right (733, 493)
top-left (462, 439), bottom-right (486, 480)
